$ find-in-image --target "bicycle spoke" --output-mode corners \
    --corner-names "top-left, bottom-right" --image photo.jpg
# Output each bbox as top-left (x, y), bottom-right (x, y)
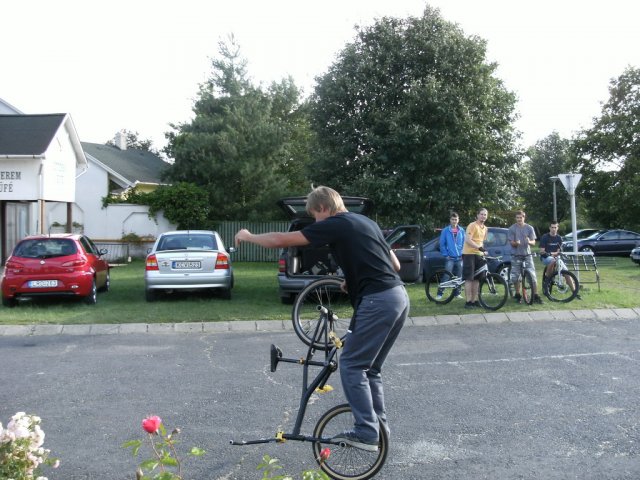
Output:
top-left (544, 271), bottom-right (579, 303)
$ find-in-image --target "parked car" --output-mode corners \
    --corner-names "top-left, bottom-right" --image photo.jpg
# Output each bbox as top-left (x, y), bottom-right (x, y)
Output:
top-left (1, 234), bottom-right (110, 307)
top-left (561, 229), bottom-right (640, 255)
top-left (276, 196), bottom-right (422, 303)
top-left (562, 229), bottom-right (606, 242)
top-left (630, 246), bottom-right (640, 265)
top-left (421, 227), bottom-right (512, 282)
top-left (144, 230), bottom-right (234, 301)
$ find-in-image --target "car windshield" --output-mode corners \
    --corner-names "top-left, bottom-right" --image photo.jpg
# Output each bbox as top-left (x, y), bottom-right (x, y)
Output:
top-left (14, 239), bottom-right (77, 258)
top-left (157, 234), bottom-right (217, 251)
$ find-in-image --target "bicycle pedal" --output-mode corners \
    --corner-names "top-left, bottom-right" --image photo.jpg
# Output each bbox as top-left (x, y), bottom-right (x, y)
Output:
top-left (329, 331), bottom-right (343, 348)
top-left (315, 385), bottom-right (334, 394)
top-left (276, 430), bottom-right (286, 442)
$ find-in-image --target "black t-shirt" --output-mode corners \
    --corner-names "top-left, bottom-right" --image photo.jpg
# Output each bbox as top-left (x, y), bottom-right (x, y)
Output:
top-left (301, 212), bottom-right (403, 305)
top-left (540, 233), bottom-right (563, 254)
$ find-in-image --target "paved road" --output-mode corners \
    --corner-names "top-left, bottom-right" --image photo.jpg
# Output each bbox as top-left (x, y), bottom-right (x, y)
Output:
top-left (1, 311), bottom-right (640, 479)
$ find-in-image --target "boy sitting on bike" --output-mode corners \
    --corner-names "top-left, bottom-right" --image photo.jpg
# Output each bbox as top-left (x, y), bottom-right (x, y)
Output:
top-left (508, 210), bottom-right (543, 304)
top-left (539, 221), bottom-right (563, 279)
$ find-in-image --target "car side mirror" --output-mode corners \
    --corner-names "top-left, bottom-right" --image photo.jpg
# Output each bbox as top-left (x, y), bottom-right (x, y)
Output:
top-left (99, 248), bottom-right (108, 256)
top-left (228, 247), bottom-right (236, 254)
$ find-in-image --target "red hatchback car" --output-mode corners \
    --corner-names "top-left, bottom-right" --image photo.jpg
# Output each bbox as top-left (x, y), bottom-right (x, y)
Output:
top-left (1, 234), bottom-right (110, 307)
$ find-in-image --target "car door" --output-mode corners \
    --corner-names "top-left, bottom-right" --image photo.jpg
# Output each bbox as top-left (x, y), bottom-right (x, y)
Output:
top-left (385, 225), bottom-right (422, 283)
top-left (594, 230), bottom-right (620, 254)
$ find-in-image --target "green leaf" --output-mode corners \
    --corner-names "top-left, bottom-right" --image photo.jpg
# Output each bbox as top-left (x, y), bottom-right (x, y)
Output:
top-left (189, 446), bottom-right (206, 456)
top-left (140, 459), bottom-right (160, 471)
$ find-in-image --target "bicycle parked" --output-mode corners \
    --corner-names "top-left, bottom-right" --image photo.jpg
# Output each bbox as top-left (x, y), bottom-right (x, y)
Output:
top-left (425, 256), bottom-right (508, 310)
top-left (232, 277), bottom-right (388, 480)
top-left (542, 253), bottom-right (580, 302)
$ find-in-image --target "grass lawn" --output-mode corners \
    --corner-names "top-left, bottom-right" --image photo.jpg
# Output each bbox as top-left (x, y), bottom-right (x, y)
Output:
top-left (1, 259), bottom-right (639, 326)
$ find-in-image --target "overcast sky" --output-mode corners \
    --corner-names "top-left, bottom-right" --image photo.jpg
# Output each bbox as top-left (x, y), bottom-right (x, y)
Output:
top-left (2, 0), bottom-right (638, 152)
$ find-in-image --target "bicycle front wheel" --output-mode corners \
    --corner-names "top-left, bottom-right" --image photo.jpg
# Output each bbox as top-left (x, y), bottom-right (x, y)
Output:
top-left (521, 270), bottom-right (534, 305)
top-left (425, 270), bottom-right (456, 304)
top-left (292, 277), bottom-right (353, 350)
top-left (544, 270), bottom-right (579, 303)
top-left (479, 273), bottom-right (508, 311)
top-left (312, 404), bottom-right (388, 480)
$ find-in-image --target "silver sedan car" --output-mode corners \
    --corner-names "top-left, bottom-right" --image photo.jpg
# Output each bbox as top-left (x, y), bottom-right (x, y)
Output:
top-left (144, 230), bottom-right (234, 301)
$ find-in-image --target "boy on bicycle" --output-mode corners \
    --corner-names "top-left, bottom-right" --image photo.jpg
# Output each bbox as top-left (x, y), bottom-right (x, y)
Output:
top-left (508, 210), bottom-right (543, 304)
top-left (235, 186), bottom-right (408, 452)
top-left (539, 221), bottom-right (563, 279)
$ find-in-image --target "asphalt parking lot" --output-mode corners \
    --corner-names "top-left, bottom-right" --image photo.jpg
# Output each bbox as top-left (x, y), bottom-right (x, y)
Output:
top-left (1, 311), bottom-right (640, 479)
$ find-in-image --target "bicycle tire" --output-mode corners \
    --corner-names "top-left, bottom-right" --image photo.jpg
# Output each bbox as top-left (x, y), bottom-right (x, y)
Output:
top-left (521, 270), bottom-right (534, 305)
top-left (312, 403), bottom-right (388, 480)
top-left (478, 273), bottom-right (508, 311)
top-left (425, 270), bottom-right (456, 305)
top-left (544, 270), bottom-right (579, 303)
top-left (292, 277), bottom-right (353, 350)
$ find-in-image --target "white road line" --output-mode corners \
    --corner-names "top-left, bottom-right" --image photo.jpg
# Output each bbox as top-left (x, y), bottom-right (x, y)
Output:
top-left (398, 350), bottom-right (639, 367)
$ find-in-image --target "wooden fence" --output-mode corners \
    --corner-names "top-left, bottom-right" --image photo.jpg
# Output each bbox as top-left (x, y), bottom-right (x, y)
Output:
top-left (216, 221), bottom-right (290, 262)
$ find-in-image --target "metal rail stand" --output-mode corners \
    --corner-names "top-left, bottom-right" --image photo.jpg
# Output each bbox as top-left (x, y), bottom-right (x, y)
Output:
top-left (564, 251), bottom-right (600, 291)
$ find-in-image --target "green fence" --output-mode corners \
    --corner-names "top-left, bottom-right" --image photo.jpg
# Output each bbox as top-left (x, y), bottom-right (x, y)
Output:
top-left (216, 221), bottom-right (290, 262)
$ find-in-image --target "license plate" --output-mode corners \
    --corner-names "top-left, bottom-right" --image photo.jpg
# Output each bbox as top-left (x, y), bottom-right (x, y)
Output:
top-left (28, 280), bottom-right (58, 288)
top-left (172, 261), bottom-right (201, 269)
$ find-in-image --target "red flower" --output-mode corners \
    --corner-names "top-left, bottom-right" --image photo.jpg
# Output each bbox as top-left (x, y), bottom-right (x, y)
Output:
top-left (141, 415), bottom-right (162, 434)
top-left (319, 447), bottom-right (331, 462)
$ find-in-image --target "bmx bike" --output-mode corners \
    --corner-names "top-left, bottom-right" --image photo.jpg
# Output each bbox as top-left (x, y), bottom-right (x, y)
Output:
top-left (425, 256), bottom-right (509, 310)
top-left (231, 277), bottom-right (389, 480)
top-left (542, 253), bottom-right (580, 303)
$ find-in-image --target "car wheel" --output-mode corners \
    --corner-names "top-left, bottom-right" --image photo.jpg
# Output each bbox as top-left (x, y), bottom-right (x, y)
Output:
top-left (84, 279), bottom-right (97, 305)
top-left (2, 296), bottom-right (16, 308)
top-left (98, 270), bottom-right (110, 293)
top-left (145, 289), bottom-right (157, 302)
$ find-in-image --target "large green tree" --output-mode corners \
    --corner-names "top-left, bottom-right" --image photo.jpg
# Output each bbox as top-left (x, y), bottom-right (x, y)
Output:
top-left (164, 37), bottom-right (311, 221)
top-left (308, 6), bottom-right (522, 227)
top-left (522, 133), bottom-right (574, 225)
top-left (572, 66), bottom-right (640, 231)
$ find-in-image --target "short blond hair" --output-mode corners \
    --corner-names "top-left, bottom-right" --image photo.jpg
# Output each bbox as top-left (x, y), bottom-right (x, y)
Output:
top-left (306, 186), bottom-right (346, 216)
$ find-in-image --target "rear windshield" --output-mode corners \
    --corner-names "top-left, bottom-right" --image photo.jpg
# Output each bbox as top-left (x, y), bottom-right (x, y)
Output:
top-left (14, 239), bottom-right (77, 258)
top-left (157, 234), bottom-right (218, 251)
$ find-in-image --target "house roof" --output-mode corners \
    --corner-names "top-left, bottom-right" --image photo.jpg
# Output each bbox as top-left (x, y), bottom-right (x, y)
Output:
top-left (0, 114), bottom-right (69, 156)
top-left (81, 142), bottom-right (169, 186)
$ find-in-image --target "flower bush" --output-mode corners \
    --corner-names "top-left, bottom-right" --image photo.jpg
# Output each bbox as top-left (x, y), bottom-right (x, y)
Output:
top-left (256, 453), bottom-right (330, 480)
top-left (122, 415), bottom-right (205, 480)
top-left (0, 412), bottom-right (59, 480)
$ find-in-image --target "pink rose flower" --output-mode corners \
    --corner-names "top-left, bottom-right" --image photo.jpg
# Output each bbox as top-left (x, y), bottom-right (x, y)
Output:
top-left (141, 415), bottom-right (162, 434)
top-left (319, 447), bottom-right (331, 462)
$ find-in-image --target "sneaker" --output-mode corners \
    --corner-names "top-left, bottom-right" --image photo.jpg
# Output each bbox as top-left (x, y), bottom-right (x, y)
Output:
top-left (473, 301), bottom-right (481, 308)
top-left (533, 294), bottom-right (544, 305)
top-left (464, 301), bottom-right (475, 309)
top-left (436, 293), bottom-right (444, 300)
top-left (454, 292), bottom-right (463, 299)
top-left (513, 293), bottom-right (522, 304)
top-left (332, 431), bottom-right (379, 452)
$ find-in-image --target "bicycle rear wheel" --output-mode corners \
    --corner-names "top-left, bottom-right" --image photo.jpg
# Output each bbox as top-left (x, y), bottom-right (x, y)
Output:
top-left (478, 273), bottom-right (508, 310)
top-left (312, 403), bottom-right (388, 480)
top-left (425, 270), bottom-right (456, 304)
top-left (292, 277), bottom-right (353, 350)
top-left (544, 270), bottom-right (579, 303)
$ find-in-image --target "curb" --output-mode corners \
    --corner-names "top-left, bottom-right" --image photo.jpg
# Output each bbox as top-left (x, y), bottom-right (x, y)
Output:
top-left (1, 308), bottom-right (640, 337)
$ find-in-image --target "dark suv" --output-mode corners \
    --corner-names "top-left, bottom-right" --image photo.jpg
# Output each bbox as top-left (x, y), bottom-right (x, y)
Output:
top-left (421, 227), bottom-right (512, 282)
top-left (277, 197), bottom-right (422, 303)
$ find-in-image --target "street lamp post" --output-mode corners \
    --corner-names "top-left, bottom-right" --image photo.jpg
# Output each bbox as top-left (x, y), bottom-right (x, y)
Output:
top-left (550, 176), bottom-right (559, 221)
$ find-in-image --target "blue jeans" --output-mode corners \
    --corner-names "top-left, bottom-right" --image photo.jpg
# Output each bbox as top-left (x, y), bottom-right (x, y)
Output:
top-left (339, 285), bottom-right (410, 442)
top-left (438, 257), bottom-right (462, 296)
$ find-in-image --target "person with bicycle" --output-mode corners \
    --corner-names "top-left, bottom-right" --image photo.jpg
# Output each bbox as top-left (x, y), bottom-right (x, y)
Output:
top-left (508, 210), bottom-right (543, 304)
top-left (462, 207), bottom-right (488, 309)
top-left (234, 186), bottom-right (408, 452)
top-left (539, 221), bottom-right (579, 298)
top-left (539, 221), bottom-right (563, 279)
top-left (437, 212), bottom-right (465, 300)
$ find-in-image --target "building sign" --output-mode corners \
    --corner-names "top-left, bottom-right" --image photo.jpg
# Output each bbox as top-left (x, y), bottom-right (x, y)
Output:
top-left (0, 170), bottom-right (22, 192)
